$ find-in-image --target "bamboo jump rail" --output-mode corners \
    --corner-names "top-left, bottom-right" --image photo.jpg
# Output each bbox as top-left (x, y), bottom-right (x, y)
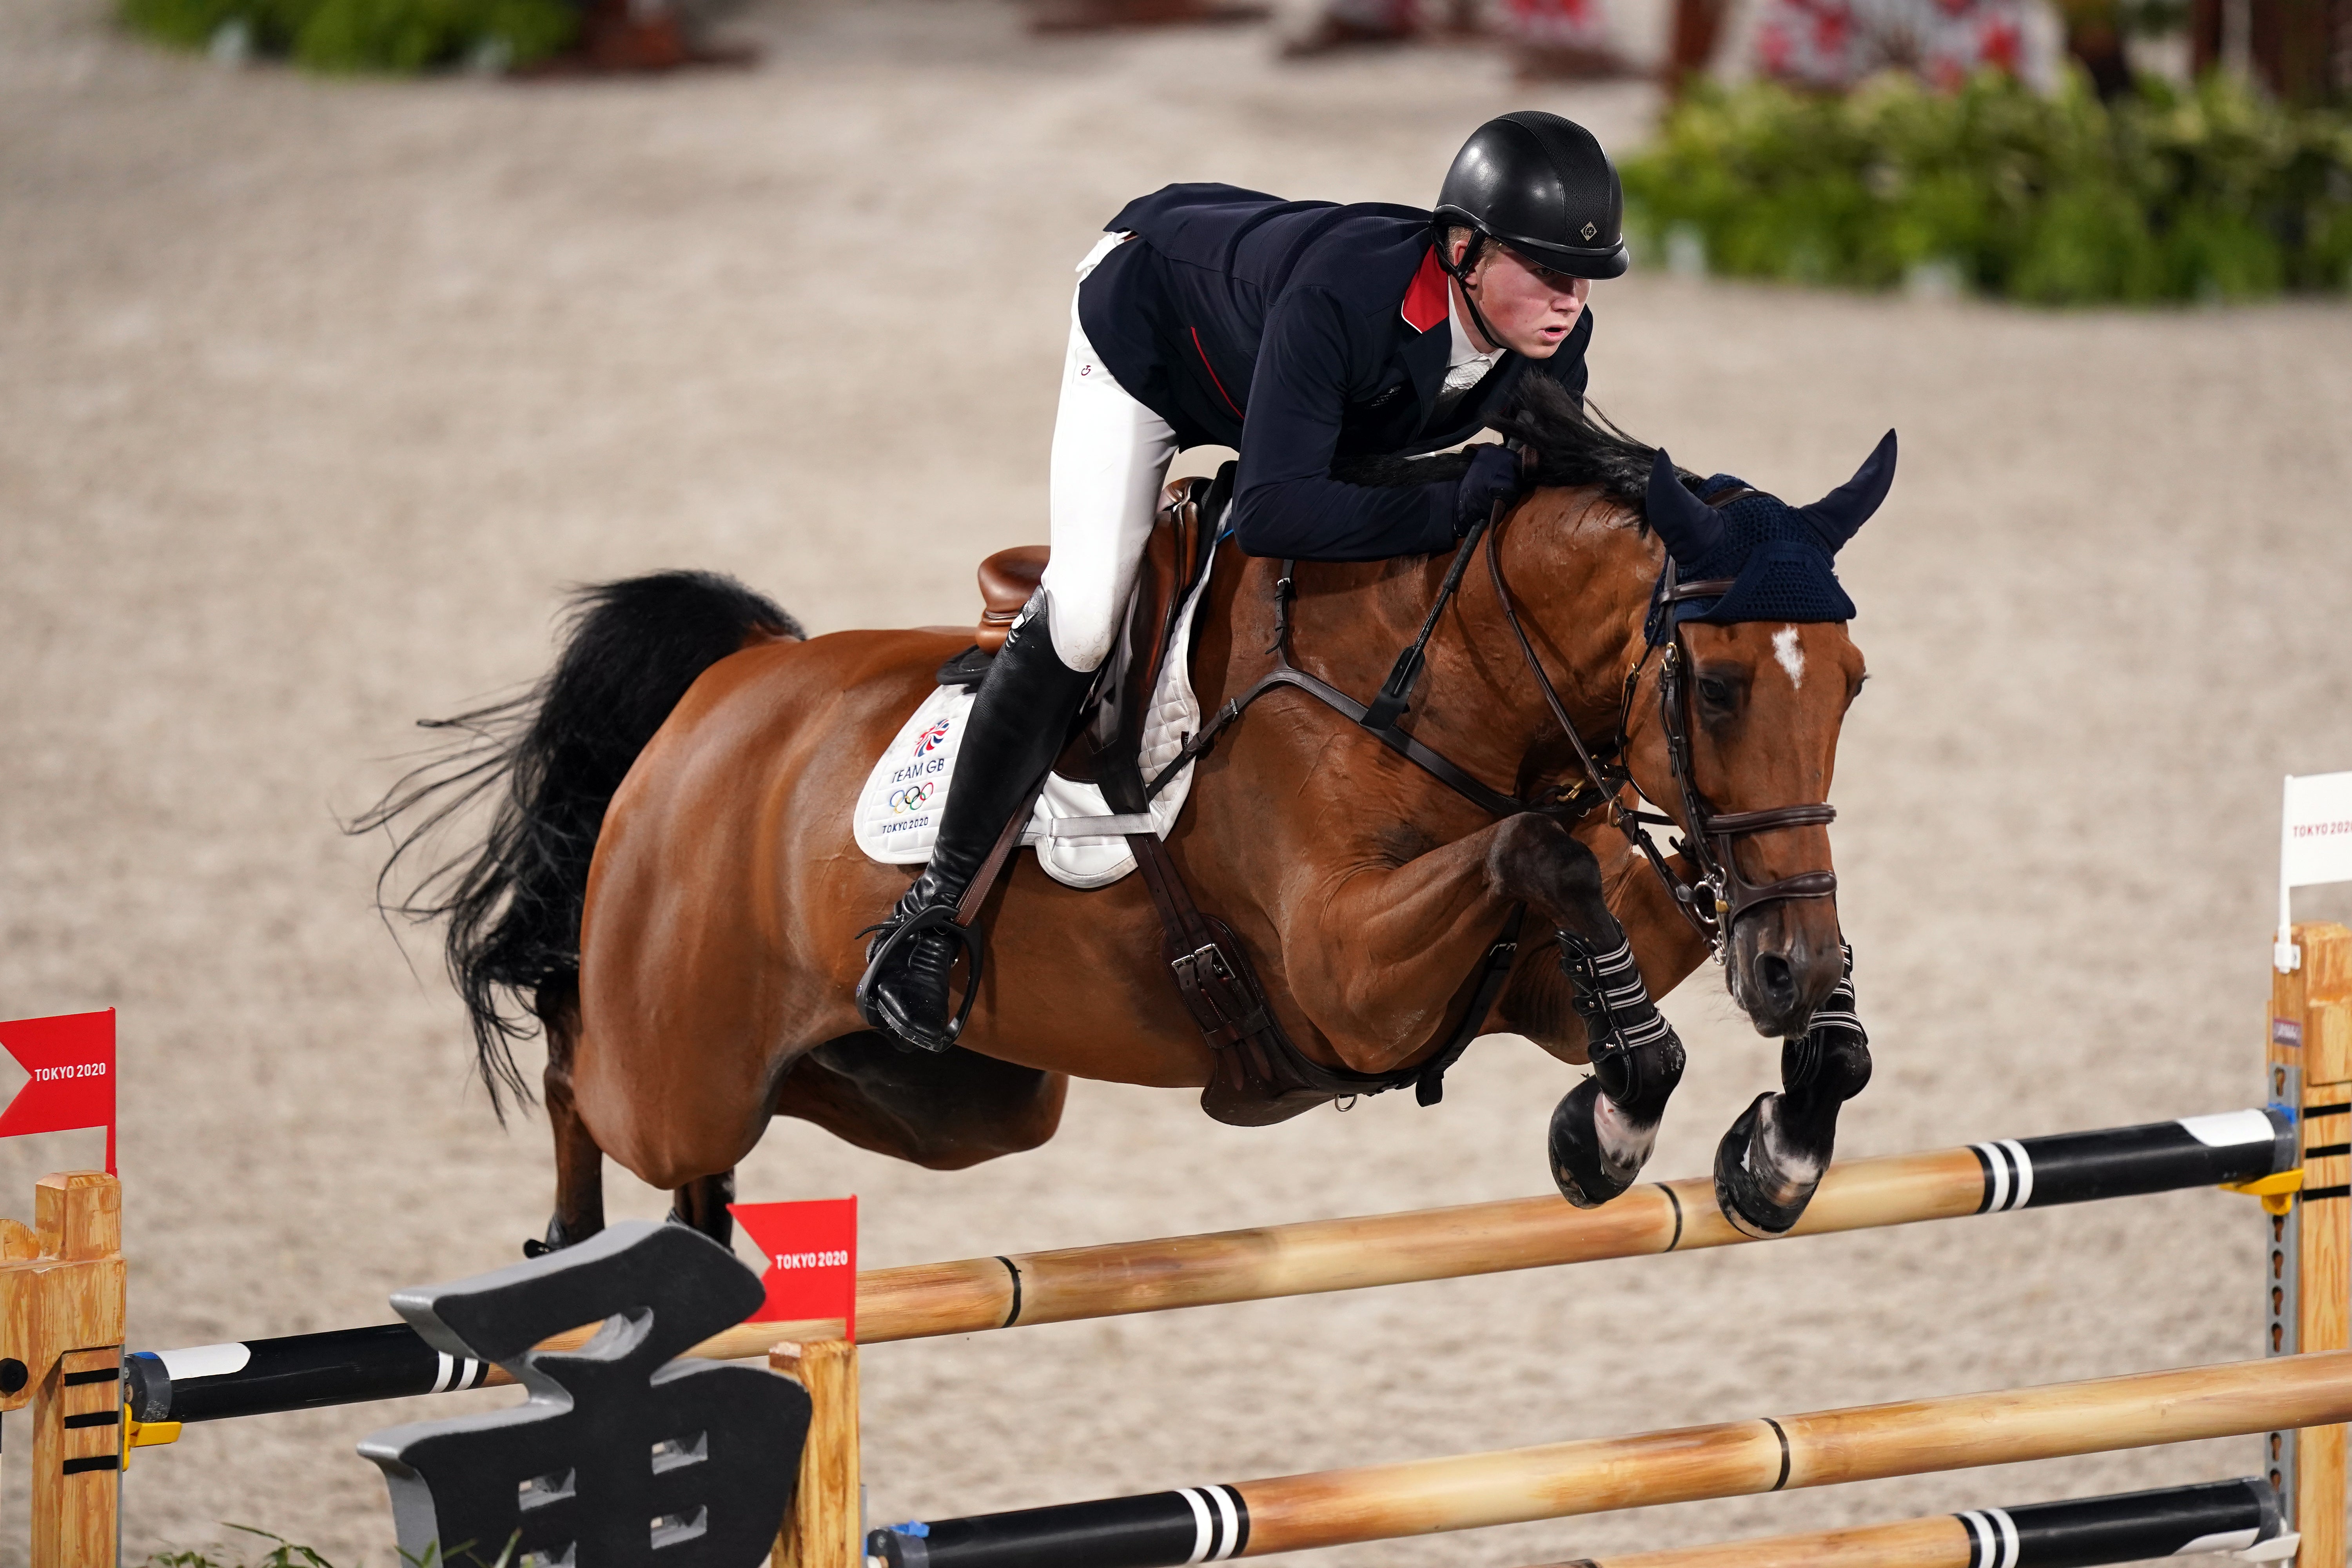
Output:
top-left (1516, 1475), bottom-right (2288, 1568)
top-left (866, 1351), bottom-right (2352, 1568)
top-left (121, 1109), bottom-right (2290, 1426)
top-left (724, 1106), bottom-right (2287, 1355)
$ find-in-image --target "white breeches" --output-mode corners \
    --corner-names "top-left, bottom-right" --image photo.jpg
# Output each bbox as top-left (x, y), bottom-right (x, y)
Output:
top-left (1039, 233), bottom-right (1179, 672)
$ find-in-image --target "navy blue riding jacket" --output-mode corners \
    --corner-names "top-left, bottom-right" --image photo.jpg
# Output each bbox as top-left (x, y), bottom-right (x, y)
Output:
top-left (1076, 183), bottom-right (1593, 561)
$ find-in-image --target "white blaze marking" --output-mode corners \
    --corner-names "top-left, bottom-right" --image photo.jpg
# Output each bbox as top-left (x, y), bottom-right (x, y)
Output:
top-left (1771, 626), bottom-right (1805, 688)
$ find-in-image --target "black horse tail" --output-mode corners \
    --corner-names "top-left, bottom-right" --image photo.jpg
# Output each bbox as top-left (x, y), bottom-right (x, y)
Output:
top-left (352, 572), bottom-right (801, 1117)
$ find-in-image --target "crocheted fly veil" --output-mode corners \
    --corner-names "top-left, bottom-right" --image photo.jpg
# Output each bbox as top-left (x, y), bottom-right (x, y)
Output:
top-left (1641, 431), bottom-right (1896, 643)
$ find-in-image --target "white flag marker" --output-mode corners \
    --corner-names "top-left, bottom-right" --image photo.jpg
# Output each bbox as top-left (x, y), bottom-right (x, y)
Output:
top-left (2278, 771), bottom-right (2352, 972)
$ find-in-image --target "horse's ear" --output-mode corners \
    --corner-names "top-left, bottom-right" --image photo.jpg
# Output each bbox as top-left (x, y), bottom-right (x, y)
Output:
top-left (1645, 448), bottom-right (1724, 568)
top-left (1799, 430), bottom-right (1896, 552)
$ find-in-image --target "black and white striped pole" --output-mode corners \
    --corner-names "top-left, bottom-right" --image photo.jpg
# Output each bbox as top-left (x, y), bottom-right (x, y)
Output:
top-left (1543, 1476), bottom-right (2292, 1568)
top-left (867, 1477), bottom-right (2293, 1568)
top-left (120, 1110), bottom-right (2292, 1432)
top-left (862, 1394), bottom-right (2318, 1568)
top-left (123, 1323), bottom-right (493, 1430)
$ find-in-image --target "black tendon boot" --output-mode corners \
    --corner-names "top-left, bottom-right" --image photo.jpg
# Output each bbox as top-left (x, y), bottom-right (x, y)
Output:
top-left (1548, 928), bottom-right (1685, 1208)
top-left (1714, 942), bottom-right (1870, 1238)
top-left (857, 597), bottom-right (1097, 1051)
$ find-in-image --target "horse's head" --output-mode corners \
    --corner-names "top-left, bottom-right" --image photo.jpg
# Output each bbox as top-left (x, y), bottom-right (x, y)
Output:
top-left (1620, 434), bottom-right (1891, 1037)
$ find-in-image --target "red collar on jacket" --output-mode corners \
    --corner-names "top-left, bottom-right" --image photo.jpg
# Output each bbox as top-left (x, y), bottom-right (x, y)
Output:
top-left (1399, 245), bottom-right (1448, 334)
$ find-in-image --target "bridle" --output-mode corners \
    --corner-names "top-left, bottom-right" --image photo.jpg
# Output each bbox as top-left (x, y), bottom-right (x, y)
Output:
top-left (1145, 477), bottom-right (1839, 959)
top-left (1486, 517), bottom-right (1838, 956)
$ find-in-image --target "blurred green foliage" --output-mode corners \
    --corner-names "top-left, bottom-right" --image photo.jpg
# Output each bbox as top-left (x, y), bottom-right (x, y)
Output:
top-left (147, 1528), bottom-right (340, 1568)
top-left (147, 1527), bottom-right (512, 1568)
top-left (122, 0), bottom-right (574, 72)
top-left (1622, 71), bottom-right (2352, 303)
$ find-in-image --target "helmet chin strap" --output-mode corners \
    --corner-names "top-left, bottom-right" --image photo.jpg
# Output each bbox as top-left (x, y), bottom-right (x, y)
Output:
top-left (1435, 231), bottom-right (1510, 357)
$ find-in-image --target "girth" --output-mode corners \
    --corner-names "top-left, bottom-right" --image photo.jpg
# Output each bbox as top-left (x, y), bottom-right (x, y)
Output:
top-left (1120, 826), bottom-right (1524, 1124)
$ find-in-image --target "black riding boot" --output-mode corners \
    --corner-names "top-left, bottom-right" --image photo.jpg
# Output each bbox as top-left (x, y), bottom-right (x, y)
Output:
top-left (857, 599), bottom-right (1096, 1051)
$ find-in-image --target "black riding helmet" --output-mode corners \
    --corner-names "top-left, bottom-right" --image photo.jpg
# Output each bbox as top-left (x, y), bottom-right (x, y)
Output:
top-left (1433, 111), bottom-right (1630, 284)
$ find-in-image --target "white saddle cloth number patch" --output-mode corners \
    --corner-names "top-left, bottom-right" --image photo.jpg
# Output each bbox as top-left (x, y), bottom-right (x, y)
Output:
top-left (852, 552), bottom-right (1214, 889)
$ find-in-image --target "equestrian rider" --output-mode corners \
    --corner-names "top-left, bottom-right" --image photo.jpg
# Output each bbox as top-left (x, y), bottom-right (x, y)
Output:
top-left (858, 110), bottom-right (1631, 1052)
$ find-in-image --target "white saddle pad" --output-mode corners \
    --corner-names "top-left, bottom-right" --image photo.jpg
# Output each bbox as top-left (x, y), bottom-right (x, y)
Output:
top-left (852, 552), bottom-right (1213, 889)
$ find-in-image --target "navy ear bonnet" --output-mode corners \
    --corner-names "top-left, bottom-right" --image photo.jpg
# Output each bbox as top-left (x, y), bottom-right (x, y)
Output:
top-left (1641, 431), bottom-right (1896, 646)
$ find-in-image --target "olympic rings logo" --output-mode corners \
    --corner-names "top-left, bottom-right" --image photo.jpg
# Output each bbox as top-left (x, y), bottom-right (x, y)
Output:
top-left (889, 783), bottom-right (936, 813)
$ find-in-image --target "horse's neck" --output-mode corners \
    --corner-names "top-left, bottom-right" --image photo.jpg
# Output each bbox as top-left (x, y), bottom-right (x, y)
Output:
top-left (1203, 543), bottom-right (1434, 694)
top-left (1194, 494), bottom-right (1653, 798)
top-left (1494, 488), bottom-right (1660, 729)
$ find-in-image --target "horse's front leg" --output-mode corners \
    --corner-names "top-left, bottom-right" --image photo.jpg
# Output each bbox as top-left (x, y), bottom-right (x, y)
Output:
top-left (1281, 813), bottom-right (1607, 1074)
top-left (1285, 814), bottom-right (1686, 1207)
top-left (1474, 815), bottom-right (1692, 1209)
top-left (1714, 942), bottom-right (1870, 1237)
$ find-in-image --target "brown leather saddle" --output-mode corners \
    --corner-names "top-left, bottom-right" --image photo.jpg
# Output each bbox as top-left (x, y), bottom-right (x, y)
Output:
top-left (974, 547), bottom-right (1044, 655)
top-left (941, 465), bottom-right (1519, 1128)
top-left (944, 464), bottom-right (1223, 781)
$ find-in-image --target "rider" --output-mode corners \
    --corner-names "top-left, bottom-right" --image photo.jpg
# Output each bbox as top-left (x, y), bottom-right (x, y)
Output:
top-left (858, 110), bottom-right (1631, 1053)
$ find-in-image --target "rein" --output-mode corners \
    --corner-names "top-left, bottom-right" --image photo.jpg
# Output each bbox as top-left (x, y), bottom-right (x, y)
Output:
top-left (1147, 480), bottom-right (1839, 960)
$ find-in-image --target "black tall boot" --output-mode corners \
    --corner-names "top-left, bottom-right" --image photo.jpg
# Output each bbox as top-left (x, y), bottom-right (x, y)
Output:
top-left (857, 597), bottom-right (1097, 1051)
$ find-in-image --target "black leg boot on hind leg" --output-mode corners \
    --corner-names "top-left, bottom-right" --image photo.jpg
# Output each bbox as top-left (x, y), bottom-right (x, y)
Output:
top-left (857, 596), bottom-right (1096, 1052)
top-left (524, 1214), bottom-right (592, 1259)
top-left (1548, 927), bottom-right (1686, 1208)
top-left (1715, 943), bottom-right (1871, 1238)
top-left (668, 1170), bottom-right (738, 1247)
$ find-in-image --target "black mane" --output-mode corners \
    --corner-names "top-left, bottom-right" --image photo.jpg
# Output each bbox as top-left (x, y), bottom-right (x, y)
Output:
top-left (1330, 376), bottom-right (1664, 529)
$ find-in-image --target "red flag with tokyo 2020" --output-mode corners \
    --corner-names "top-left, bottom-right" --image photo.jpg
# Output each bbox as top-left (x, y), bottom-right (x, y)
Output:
top-left (0, 1010), bottom-right (116, 1174)
top-left (728, 1196), bottom-right (858, 1338)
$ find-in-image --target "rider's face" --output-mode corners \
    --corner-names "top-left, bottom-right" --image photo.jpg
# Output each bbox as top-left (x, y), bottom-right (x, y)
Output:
top-left (1450, 239), bottom-right (1592, 359)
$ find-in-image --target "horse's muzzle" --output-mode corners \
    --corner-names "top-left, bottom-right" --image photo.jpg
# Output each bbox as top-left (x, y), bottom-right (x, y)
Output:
top-left (1727, 901), bottom-right (1844, 1038)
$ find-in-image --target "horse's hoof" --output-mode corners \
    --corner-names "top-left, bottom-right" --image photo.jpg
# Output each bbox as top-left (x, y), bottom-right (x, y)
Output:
top-left (524, 1215), bottom-right (583, 1258)
top-left (1712, 1091), bottom-right (1820, 1239)
top-left (1548, 1077), bottom-right (1655, 1209)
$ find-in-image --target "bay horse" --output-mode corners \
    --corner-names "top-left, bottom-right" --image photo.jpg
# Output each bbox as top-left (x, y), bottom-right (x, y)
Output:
top-left (360, 383), bottom-right (1889, 1251)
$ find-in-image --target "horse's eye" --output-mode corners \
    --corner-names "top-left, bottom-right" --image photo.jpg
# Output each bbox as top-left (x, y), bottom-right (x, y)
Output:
top-left (1696, 677), bottom-right (1735, 709)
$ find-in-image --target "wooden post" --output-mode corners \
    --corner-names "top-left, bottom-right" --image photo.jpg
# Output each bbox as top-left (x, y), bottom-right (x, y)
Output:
top-left (771, 1332), bottom-right (860, 1568)
top-left (0, 1172), bottom-right (126, 1568)
top-left (2269, 921), bottom-right (2350, 1568)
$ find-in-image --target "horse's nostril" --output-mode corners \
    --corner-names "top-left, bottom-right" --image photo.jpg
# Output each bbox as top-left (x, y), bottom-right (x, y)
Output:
top-left (1756, 952), bottom-right (1797, 1007)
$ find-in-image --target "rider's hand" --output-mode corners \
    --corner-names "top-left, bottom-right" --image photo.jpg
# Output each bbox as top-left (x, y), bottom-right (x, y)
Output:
top-left (1454, 442), bottom-right (1524, 535)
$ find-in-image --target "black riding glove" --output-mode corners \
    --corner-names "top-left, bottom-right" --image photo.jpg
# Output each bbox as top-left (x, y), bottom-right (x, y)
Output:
top-left (1454, 443), bottom-right (1524, 535)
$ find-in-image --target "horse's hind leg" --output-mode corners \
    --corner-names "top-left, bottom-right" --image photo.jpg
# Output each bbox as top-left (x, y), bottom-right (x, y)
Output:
top-left (1715, 943), bottom-right (1870, 1238)
top-left (522, 994), bottom-right (610, 1258)
top-left (650, 1038), bottom-right (1060, 1250)
top-left (670, 1169), bottom-right (737, 1247)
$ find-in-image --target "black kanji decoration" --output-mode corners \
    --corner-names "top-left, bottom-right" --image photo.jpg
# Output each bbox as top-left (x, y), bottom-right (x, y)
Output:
top-left (358, 1221), bottom-right (812, 1568)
